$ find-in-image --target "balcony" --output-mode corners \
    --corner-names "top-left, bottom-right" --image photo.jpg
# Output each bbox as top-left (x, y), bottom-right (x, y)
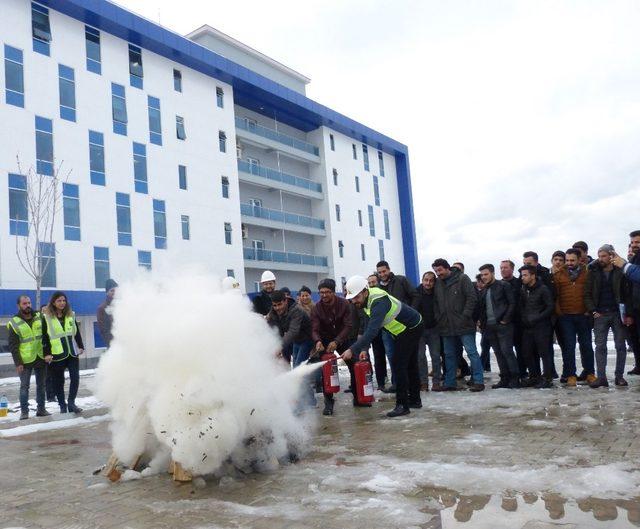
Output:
top-left (235, 117), bottom-right (320, 164)
top-left (237, 159), bottom-right (323, 199)
top-left (243, 247), bottom-right (329, 273)
top-left (241, 203), bottom-right (326, 236)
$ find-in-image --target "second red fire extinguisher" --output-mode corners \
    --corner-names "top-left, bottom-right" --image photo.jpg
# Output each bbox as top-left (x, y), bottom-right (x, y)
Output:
top-left (354, 361), bottom-right (375, 404)
top-left (321, 353), bottom-right (340, 393)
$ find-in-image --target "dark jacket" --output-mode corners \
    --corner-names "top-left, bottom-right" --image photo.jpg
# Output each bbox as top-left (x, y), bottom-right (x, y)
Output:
top-left (412, 285), bottom-right (437, 329)
top-left (266, 302), bottom-right (312, 350)
top-left (433, 268), bottom-right (477, 336)
top-left (379, 273), bottom-right (417, 305)
top-left (96, 298), bottom-right (114, 347)
top-left (252, 290), bottom-right (273, 316)
top-left (7, 312), bottom-right (44, 368)
top-left (584, 262), bottom-right (628, 313)
top-left (519, 280), bottom-right (554, 328)
top-left (478, 279), bottom-right (516, 328)
top-left (310, 296), bottom-right (353, 346)
top-left (503, 276), bottom-right (521, 316)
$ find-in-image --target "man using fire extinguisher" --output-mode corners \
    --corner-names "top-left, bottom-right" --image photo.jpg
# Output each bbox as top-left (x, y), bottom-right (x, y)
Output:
top-left (343, 275), bottom-right (423, 417)
top-left (311, 278), bottom-right (365, 416)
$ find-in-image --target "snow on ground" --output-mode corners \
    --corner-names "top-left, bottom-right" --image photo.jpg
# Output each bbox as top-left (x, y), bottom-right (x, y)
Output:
top-left (0, 414), bottom-right (109, 438)
top-left (0, 368), bottom-right (96, 387)
top-left (0, 395), bottom-right (104, 424)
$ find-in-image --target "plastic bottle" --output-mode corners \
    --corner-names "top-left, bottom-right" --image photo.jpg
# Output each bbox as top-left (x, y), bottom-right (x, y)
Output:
top-left (0, 395), bottom-right (8, 418)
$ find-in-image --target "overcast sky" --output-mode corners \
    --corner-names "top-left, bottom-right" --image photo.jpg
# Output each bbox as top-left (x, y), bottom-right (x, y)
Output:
top-left (117, 0), bottom-right (640, 276)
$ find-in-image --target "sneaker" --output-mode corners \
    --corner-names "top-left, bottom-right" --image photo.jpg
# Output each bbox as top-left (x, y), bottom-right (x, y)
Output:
top-left (520, 377), bottom-right (540, 388)
top-left (560, 376), bottom-right (568, 384)
top-left (420, 382), bottom-right (429, 392)
top-left (589, 377), bottom-right (609, 388)
top-left (491, 380), bottom-right (510, 389)
top-left (615, 377), bottom-right (629, 387)
top-left (20, 410), bottom-right (29, 420)
top-left (469, 383), bottom-right (485, 392)
top-left (576, 371), bottom-right (587, 382)
top-left (36, 408), bottom-right (52, 417)
top-left (585, 374), bottom-right (598, 385)
top-left (68, 404), bottom-right (83, 413)
top-left (535, 379), bottom-right (554, 389)
top-left (566, 376), bottom-right (577, 387)
top-left (627, 367), bottom-right (640, 376)
top-left (386, 405), bottom-right (410, 417)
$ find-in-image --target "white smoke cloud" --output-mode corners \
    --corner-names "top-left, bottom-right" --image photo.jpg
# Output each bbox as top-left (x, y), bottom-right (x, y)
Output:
top-left (94, 270), bottom-right (316, 476)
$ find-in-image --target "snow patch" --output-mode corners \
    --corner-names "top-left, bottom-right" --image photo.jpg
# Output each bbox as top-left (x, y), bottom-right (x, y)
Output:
top-left (525, 420), bottom-right (555, 429)
top-left (121, 469), bottom-right (142, 481)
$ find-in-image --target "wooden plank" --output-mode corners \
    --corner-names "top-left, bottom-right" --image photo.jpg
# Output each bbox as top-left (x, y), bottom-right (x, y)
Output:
top-left (172, 462), bottom-right (192, 482)
top-left (104, 453), bottom-right (121, 482)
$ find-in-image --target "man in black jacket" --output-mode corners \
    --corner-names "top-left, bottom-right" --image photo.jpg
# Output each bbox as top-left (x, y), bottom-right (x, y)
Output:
top-left (519, 265), bottom-right (555, 388)
top-left (252, 270), bottom-right (277, 316)
top-left (478, 264), bottom-right (519, 388)
top-left (501, 259), bottom-right (526, 379)
top-left (266, 290), bottom-right (312, 365)
top-left (413, 271), bottom-right (442, 389)
top-left (376, 260), bottom-right (417, 306)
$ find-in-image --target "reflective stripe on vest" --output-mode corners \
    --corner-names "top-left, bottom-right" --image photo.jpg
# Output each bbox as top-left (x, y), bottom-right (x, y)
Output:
top-left (44, 311), bottom-right (76, 360)
top-left (364, 287), bottom-right (406, 336)
top-left (7, 313), bottom-right (43, 364)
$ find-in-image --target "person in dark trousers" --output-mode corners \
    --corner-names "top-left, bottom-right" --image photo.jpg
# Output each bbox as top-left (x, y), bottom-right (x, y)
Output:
top-left (40, 304), bottom-right (55, 402)
top-left (476, 274), bottom-right (492, 373)
top-left (413, 271), bottom-right (442, 390)
top-left (447, 263), bottom-right (471, 380)
top-left (266, 289), bottom-right (311, 368)
top-left (310, 279), bottom-right (359, 415)
top-left (431, 259), bottom-right (484, 392)
top-left (477, 264), bottom-right (520, 388)
top-left (585, 245), bottom-right (629, 387)
top-left (7, 295), bottom-right (52, 420)
top-left (252, 270), bottom-right (277, 316)
top-left (343, 275), bottom-right (423, 417)
top-left (501, 259), bottom-right (526, 379)
top-left (368, 273), bottom-right (394, 391)
top-left (618, 234), bottom-right (640, 374)
top-left (519, 265), bottom-right (555, 388)
top-left (42, 292), bottom-right (85, 414)
top-left (96, 278), bottom-right (118, 348)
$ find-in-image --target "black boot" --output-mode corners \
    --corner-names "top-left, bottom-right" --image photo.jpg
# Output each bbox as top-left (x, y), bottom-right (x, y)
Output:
top-left (386, 404), bottom-right (410, 417)
top-left (322, 396), bottom-right (334, 416)
top-left (491, 378), bottom-right (509, 389)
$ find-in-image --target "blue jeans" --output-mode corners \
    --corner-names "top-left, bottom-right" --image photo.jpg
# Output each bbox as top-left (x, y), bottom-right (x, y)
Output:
top-left (443, 334), bottom-right (484, 387)
top-left (292, 340), bottom-right (313, 368)
top-left (559, 314), bottom-right (595, 377)
top-left (19, 364), bottom-right (46, 412)
top-left (382, 330), bottom-right (395, 385)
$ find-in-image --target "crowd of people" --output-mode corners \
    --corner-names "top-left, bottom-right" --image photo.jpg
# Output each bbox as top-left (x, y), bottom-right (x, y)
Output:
top-left (8, 231), bottom-right (640, 420)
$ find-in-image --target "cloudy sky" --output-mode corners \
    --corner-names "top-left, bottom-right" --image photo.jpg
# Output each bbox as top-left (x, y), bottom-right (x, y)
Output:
top-left (118, 0), bottom-right (640, 275)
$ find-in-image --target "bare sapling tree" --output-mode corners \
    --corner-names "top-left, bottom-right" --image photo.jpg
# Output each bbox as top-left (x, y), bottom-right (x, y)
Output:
top-left (13, 155), bottom-right (71, 308)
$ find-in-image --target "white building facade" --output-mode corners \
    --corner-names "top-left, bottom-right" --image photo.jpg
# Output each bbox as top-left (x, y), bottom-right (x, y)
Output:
top-left (0, 0), bottom-right (418, 358)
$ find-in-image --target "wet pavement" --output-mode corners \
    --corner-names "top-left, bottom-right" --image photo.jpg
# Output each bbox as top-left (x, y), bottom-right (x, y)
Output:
top-left (2, 361), bottom-right (640, 529)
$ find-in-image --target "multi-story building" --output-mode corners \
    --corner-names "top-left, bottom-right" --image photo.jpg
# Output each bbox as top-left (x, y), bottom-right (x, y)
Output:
top-left (0, 0), bottom-right (417, 362)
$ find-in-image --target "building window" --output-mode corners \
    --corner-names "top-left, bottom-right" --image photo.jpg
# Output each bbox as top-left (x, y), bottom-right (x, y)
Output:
top-left (362, 144), bottom-right (370, 171)
top-left (254, 281), bottom-right (260, 293)
top-left (173, 69), bottom-right (182, 92)
top-left (221, 176), bottom-right (229, 198)
top-left (224, 222), bottom-right (232, 245)
top-left (335, 204), bottom-right (341, 222)
top-left (368, 205), bottom-right (375, 237)
top-left (352, 144), bottom-right (357, 160)
top-left (153, 199), bottom-right (167, 249)
top-left (355, 175), bottom-right (360, 193)
top-left (357, 209), bottom-right (363, 227)
top-left (378, 239), bottom-right (385, 261)
top-left (89, 131), bottom-right (105, 186)
top-left (329, 134), bottom-right (335, 151)
top-left (177, 165), bottom-right (187, 190)
top-left (219, 131), bottom-right (227, 153)
top-left (58, 64), bottom-right (76, 122)
top-left (383, 209), bottom-right (391, 240)
top-left (227, 269), bottom-right (235, 278)
top-left (8, 173), bottom-right (28, 236)
top-left (128, 44), bottom-right (143, 88)
top-left (148, 96), bottom-right (162, 146)
top-left (181, 215), bottom-right (190, 240)
top-left (116, 192), bottom-right (132, 246)
top-left (39, 242), bottom-right (56, 288)
top-left (94, 247), bottom-right (110, 289)
top-left (176, 116), bottom-right (186, 140)
top-left (111, 83), bottom-right (127, 135)
top-left (32, 3), bottom-right (51, 56)
top-left (373, 175), bottom-right (380, 206)
top-left (332, 168), bottom-right (338, 186)
top-left (338, 240), bottom-right (344, 258)
top-left (35, 116), bottom-right (53, 176)
top-left (62, 183), bottom-right (80, 241)
top-left (138, 250), bottom-right (151, 270)
top-left (361, 243), bottom-right (366, 261)
top-left (378, 151), bottom-right (385, 177)
top-left (85, 26), bottom-right (101, 74)
top-left (4, 45), bottom-right (24, 107)
top-left (133, 142), bottom-right (148, 194)
top-left (216, 87), bottom-right (224, 108)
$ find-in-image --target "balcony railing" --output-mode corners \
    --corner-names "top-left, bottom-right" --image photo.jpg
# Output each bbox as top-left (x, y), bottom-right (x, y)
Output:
top-left (243, 247), bottom-right (328, 267)
top-left (241, 203), bottom-right (325, 230)
top-left (235, 117), bottom-right (319, 156)
top-left (237, 160), bottom-right (322, 193)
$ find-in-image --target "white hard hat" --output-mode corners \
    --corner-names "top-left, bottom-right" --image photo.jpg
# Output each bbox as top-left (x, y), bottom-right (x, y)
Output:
top-left (221, 276), bottom-right (241, 292)
top-left (260, 270), bottom-right (276, 283)
top-left (345, 275), bottom-right (369, 300)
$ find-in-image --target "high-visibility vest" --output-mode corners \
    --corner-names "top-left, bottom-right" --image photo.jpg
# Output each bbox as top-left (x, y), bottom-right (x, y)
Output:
top-left (364, 287), bottom-right (406, 336)
top-left (6, 313), bottom-right (43, 364)
top-left (44, 311), bottom-right (77, 361)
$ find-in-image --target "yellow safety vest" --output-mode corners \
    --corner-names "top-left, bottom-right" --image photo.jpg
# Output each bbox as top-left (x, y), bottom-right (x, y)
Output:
top-left (7, 313), bottom-right (43, 364)
top-left (364, 287), bottom-right (406, 336)
top-left (44, 311), bottom-right (77, 361)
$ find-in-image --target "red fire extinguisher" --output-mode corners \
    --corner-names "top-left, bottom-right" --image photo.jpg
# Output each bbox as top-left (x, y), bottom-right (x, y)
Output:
top-left (354, 361), bottom-right (375, 404)
top-left (321, 353), bottom-right (340, 393)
